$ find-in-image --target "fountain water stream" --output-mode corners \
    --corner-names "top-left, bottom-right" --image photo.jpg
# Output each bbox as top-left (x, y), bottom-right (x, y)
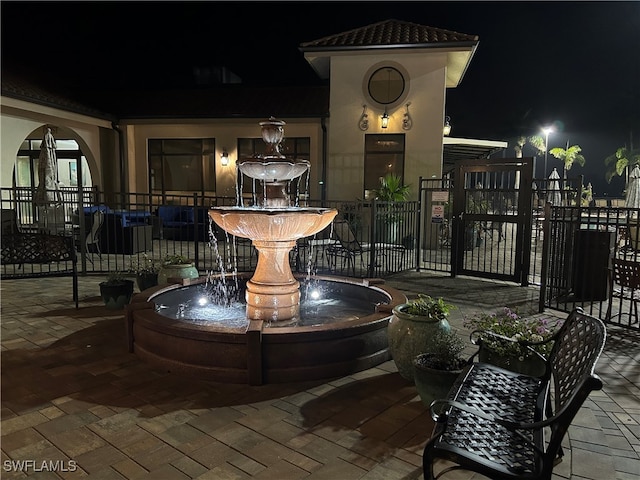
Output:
top-left (210, 117), bottom-right (336, 325)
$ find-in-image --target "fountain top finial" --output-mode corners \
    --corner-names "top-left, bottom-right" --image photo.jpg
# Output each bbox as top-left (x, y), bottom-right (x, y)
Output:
top-left (236, 117), bottom-right (310, 186)
top-left (259, 117), bottom-right (286, 158)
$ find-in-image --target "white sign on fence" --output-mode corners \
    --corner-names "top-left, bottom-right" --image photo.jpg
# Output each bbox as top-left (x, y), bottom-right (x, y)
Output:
top-left (431, 191), bottom-right (449, 203)
top-left (431, 205), bottom-right (444, 223)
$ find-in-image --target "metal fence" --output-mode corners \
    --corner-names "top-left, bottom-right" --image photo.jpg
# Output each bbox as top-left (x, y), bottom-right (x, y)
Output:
top-left (3, 186), bottom-right (637, 330)
top-left (540, 203), bottom-right (640, 330)
top-left (1, 188), bottom-right (417, 279)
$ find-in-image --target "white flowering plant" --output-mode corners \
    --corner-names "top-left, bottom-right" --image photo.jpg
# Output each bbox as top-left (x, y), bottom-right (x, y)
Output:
top-left (463, 307), bottom-right (561, 359)
top-left (129, 253), bottom-right (160, 275)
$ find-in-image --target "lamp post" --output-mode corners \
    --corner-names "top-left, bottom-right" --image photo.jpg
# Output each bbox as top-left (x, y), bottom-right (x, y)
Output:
top-left (542, 126), bottom-right (553, 177)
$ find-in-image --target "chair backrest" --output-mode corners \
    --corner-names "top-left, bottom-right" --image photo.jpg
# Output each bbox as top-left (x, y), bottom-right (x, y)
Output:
top-left (332, 219), bottom-right (363, 252)
top-left (544, 309), bottom-right (605, 472)
top-left (1, 209), bottom-right (19, 234)
top-left (87, 210), bottom-right (104, 245)
top-left (611, 258), bottom-right (640, 289)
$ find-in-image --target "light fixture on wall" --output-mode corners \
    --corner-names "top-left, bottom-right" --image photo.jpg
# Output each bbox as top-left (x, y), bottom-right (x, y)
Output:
top-left (381, 107), bottom-right (389, 129)
top-left (443, 116), bottom-right (452, 136)
top-left (358, 104), bottom-right (369, 131)
top-left (220, 148), bottom-right (229, 166)
top-left (402, 102), bottom-right (413, 131)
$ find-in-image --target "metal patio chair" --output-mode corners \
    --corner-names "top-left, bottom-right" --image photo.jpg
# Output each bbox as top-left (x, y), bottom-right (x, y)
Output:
top-left (605, 257), bottom-right (640, 325)
top-left (423, 308), bottom-right (606, 480)
top-left (85, 210), bottom-right (104, 261)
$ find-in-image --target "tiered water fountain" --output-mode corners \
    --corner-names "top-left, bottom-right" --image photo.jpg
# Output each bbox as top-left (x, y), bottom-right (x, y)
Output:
top-left (126, 118), bottom-right (405, 385)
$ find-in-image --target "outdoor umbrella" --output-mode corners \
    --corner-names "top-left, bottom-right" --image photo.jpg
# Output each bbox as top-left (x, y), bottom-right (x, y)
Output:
top-left (33, 126), bottom-right (65, 233)
top-left (625, 164), bottom-right (640, 209)
top-left (33, 126), bottom-right (62, 206)
top-left (546, 168), bottom-right (562, 206)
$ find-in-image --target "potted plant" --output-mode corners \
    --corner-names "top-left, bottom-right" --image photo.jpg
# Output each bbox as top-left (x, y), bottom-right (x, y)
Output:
top-left (130, 253), bottom-right (160, 291)
top-left (463, 306), bottom-right (561, 376)
top-left (413, 328), bottom-right (467, 407)
top-left (157, 254), bottom-right (199, 284)
top-left (99, 271), bottom-right (134, 310)
top-left (371, 173), bottom-right (410, 243)
top-left (388, 294), bottom-right (455, 381)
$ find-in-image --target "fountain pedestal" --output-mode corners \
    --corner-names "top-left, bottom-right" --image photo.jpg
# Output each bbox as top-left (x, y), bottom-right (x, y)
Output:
top-left (246, 239), bottom-right (300, 324)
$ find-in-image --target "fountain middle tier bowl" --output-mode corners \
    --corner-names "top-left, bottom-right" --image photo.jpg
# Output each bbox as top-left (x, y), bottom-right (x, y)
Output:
top-left (237, 158), bottom-right (310, 182)
top-left (209, 206), bottom-right (337, 241)
top-left (125, 275), bottom-right (407, 385)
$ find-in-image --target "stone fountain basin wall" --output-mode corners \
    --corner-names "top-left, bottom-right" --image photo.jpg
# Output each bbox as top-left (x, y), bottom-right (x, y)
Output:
top-left (125, 276), bottom-right (406, 385)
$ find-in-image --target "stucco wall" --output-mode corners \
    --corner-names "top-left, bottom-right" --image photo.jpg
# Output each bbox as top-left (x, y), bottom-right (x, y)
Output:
top-left (326, 51), bottom-right (448, 201)
top-left (0, 98), bottom-right (109, 190)
top-left (125, 120), bottom-right (325, 200)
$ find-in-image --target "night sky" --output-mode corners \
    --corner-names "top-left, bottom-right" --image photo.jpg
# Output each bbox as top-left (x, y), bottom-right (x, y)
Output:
top-left (2, 1), bottom-right (639, 196)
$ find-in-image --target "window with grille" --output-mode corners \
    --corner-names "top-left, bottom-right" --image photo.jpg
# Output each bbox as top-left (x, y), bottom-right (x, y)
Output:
top-left (364, 134), bottom-right (405, 196)
top-left (148, 138), bottom-right (215, 195)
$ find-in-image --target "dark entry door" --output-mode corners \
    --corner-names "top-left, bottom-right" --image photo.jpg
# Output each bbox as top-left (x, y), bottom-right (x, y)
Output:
top-left (452, 158), bottom-right (534, 285)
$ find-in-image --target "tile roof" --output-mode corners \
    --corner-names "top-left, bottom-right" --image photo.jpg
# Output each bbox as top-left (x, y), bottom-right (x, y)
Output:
top-left (1, 73), bottom-right (330, 121)
top-left (1, 72), bottom-right (115, 121)
top-left (93, 85), bottom-right (330, 120)
top-left (300, 19), bottom-right (478, 51)
top-left (2, 19), bottom-right (475, 121)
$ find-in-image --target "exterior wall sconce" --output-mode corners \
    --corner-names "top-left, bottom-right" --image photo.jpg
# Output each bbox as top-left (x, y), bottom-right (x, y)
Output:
top-left (358, 104), bottom-right (369, 131)
top-left (402, 102), bottom-right (413, 131)
top-left (381, 107), bottom-right (389, 129)
top-left (443, 116), bottom-right (452, 136)
top-left (221, 148), bottom-right (229, 166)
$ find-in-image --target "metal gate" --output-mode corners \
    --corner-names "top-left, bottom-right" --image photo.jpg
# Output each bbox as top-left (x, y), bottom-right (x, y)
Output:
top-left (452, 157), bottom-right (534, 284)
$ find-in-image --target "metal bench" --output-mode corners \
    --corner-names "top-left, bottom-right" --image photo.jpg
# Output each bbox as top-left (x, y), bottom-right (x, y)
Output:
top-left (422, 308), bottom-right (606, 480)
top-left (1, 233), bottom-right (79, 307)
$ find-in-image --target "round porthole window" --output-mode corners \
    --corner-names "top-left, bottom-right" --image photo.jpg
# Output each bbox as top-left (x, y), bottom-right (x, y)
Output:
top-left (367, 66), bottom-right (405, 105)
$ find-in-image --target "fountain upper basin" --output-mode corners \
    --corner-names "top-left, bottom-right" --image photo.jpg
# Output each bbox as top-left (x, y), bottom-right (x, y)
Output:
top-left (237, 158), bottom-right (310, 183)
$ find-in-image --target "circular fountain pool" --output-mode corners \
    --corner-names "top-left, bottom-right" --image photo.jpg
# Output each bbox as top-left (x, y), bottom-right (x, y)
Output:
top-left (126, 275), bottom-right (406, 385)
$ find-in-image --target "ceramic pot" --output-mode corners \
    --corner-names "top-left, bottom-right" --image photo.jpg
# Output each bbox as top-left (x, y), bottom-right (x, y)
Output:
top-left (388, 304), bottom-right (451, 381)
top-left (413, 353), bottom-right (464, 407)
top-left (136, 273), bottom-right (158, 291)
top-left (99, 280), bottom-right (134, 310)
top-left (157, 263), bottom-right (199, 285)
top-left (478, 348), bottom-right (546, 377)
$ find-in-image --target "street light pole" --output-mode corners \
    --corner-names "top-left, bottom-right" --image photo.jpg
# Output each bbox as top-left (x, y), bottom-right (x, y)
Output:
top-left (543, 127), bottom-right (553, 177)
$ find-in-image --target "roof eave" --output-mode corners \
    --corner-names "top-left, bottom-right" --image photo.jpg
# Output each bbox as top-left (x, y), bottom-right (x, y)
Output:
top-left (303, 41), bottom-right (479, 82)
top-left (299, 40), bottom-right (479, 54)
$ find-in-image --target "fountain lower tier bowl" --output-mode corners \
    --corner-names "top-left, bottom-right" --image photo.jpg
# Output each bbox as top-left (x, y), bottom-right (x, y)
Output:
top-left (125, 275), bottom-right (406, 385)
top-left (209, 207), bottom-right (338, 323)
top-left (208, 206), bottom-right (336, 241)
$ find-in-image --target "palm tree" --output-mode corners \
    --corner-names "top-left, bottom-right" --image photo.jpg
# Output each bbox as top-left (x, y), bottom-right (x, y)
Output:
top-left (549, 143), bottom-right (586, 179)
top-left (371, 173), bottom-right (410, 201)
top-left (604, 146), bottom-right (640, 184)
top-left (527, 135), bottom-right (546, 157)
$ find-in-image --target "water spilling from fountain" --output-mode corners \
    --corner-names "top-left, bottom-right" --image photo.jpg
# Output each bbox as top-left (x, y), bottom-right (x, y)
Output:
top-left (126, 118), bottom-right (406, 384)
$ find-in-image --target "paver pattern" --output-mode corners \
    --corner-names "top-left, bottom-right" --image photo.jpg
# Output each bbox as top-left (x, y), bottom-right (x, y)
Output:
top-left (1, 272), bottom-right (638, 479)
